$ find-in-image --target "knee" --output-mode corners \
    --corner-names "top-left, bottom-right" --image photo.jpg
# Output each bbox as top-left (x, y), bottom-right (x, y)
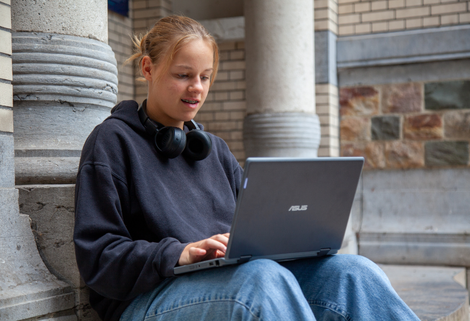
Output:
top-left (329, 254), bottom-right (389, 284)
top-left (343, 255), bottom-right (384, 274)
top-left (236, 259), bottom-right (292, 277)
top-left (234, 259), bottom-right (299, 290)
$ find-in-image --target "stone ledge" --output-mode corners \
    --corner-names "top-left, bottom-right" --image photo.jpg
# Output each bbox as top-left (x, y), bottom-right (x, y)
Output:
top-left (381, 265), bottom-right (469, 321)
top-left (337, 25), bottom-right (470, 69)
top-left (0, 292), bottom-right (75, 321)
top-left (339, 59), bottom-right (470, 88)
top-left (199, 16), bottom-right (244, 43)
top-left (360, 232), bottom-right (470, 267)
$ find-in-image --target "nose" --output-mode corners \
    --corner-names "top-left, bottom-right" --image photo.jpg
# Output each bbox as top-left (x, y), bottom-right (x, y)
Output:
top-left (188, 77), bottom-right (203, 93)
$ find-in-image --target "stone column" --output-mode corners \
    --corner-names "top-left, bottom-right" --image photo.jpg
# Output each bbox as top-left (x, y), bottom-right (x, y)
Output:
top-left (243, 0), bottom-right (320, 157)
top-left (8, 1), bottom-right (117, 320)
top-left (0, 1), bottom-right (75, 320)
top-left (12, 0), bottom-right (118, 184)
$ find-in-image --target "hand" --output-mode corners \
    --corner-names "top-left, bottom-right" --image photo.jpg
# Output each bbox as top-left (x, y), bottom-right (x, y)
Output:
top-left (178, 233), bottom-right (230, 266)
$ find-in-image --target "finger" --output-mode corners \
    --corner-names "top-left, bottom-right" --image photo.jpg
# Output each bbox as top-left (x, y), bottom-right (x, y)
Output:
top-left (188, 247), bottom-right (207, 257)
top-left (210, 234), bottom-right (230, 246)
top-left (203, 238), bottom-right (227, 253)
top-left (215, 249), bottom-right (226, 258)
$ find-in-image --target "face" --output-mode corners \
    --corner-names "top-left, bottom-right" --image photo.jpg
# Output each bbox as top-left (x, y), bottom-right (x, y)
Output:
top-left (143, 39), bottom-right (214, 129)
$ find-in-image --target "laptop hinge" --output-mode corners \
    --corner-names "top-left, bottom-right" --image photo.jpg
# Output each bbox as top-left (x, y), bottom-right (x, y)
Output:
top-left (318, 248), bottom-right (331, 257)
top-left (238, 255), bottom-right (252, 264)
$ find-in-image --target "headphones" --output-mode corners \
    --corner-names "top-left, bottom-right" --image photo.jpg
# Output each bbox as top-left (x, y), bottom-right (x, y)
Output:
top-left (138, 100), bottom-right (212, 161)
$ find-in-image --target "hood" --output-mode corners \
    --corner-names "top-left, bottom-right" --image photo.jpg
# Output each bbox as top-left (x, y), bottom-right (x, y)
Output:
top-left (108, 100), bottom-right (144, 134)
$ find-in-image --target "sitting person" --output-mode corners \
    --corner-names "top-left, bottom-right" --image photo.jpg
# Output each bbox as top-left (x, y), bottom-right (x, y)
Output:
top-left (73, 15), bottom-right (420, 321)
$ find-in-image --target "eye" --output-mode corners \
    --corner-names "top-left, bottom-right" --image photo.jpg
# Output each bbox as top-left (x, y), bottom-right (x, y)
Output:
top-left (177, 74), bottom-right (188, 79)
top-left (201, 75), bottom-right (210, 81)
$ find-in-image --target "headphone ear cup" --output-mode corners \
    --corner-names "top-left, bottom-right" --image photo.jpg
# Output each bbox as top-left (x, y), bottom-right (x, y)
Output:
top-left (183, 130), bottom-right (212, 161)
top-left (155, 127), bottom-right (187, 159)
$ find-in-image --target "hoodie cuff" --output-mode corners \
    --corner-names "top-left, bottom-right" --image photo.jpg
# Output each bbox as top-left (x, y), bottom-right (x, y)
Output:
top-left (160, 240), bottom-right (187, 278)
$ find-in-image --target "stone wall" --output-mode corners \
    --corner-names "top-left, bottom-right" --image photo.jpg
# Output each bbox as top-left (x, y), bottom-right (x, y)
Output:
top-left (336, 19), bottom-right (470, 292)
top-left (340, 80), bottom-right (470, 169)
top-left (338, 0), bottom-right (470, 36)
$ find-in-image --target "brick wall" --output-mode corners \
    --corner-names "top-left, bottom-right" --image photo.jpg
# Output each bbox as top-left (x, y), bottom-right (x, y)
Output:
top-left (108, 8), bottom-right (134, 102)
top-left (315, 0), bottom-right (339, 34)
top-left (315, 0), bottom-right (341, 157)
top-left (338, 0), bottom-right (470, 36)
top-left (340, 80), bottom-right (470, 169)
top-left (316, 84), bottom-right (340, 157)
top-left (194, 41), bottom-right (247, 164)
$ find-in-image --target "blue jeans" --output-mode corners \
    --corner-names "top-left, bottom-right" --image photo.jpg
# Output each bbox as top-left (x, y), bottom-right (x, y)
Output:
top-left (120, 255), bottom-right (419, 321)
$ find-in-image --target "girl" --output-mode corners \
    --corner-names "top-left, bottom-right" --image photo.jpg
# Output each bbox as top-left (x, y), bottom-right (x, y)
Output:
top-left (74, 15), bottom-right (419, 321)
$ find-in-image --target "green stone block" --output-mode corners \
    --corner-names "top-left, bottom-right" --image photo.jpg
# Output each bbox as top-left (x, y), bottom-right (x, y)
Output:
top-left (425, 81), bottom-right (470, 110)
top-left (425, 141), bottom-right (469, 166)
top-left (371, 116), bottom-right (400, 140)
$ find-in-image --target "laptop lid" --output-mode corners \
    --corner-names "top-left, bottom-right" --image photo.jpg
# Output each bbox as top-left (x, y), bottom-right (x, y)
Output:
top-left (225, 157), bottom-right (364, 261)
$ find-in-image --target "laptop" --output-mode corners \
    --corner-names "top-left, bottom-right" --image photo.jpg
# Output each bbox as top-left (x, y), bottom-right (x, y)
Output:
top-left (174, 156), bottom-right (364, 275)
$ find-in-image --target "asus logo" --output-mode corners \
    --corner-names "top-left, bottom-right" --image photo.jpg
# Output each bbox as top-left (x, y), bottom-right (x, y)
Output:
top-left (289, 205), bottom-right (308, 211)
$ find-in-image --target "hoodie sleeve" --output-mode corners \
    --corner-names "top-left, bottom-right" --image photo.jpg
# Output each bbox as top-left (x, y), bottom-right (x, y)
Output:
top-left (233, 162), bottom-right (243, 197)
top-left (73, 136), bottom-right (186, 301)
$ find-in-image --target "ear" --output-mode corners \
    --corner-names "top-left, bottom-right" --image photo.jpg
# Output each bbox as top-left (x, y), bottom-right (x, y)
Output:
top-left (142, 56), bottom-right (154, 81)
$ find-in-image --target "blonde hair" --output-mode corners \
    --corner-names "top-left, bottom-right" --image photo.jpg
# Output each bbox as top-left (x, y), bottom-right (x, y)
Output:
top-left (127, 15), bottom-right (219, 86)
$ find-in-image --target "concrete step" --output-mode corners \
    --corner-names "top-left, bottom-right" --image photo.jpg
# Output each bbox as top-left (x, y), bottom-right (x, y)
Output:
top-left (381, 265), bottom-right (469, 321)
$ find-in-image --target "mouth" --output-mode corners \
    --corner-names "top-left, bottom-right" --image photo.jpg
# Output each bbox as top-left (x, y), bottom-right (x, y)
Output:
top-left (181, 99), bottom-right (199, 104)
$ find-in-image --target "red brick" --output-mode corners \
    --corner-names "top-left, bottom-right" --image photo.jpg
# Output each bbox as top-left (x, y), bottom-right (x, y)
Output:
top-left (341, 142), bottom-right (365, 157)
top-left (341, 142), bottom-right (386, 169)
top-left (444, 111), bottom-right (470, 139)
top-left (382, 83), bottom-right (422, 113)
top-left (365, 142), bottom-right (386, 169)
top-left (403, 114), bottom-right (443, 140)
top-left (340, 117), bottom-right (370, 141)
top-left (340, 86), bottom-right (380, 116)
top-left (385, 141), bottom-right (424, 168)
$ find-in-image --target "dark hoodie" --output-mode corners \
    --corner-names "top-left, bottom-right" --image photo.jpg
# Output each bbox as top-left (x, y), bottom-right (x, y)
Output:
top-left (73, 100), bottom-right (243, 321)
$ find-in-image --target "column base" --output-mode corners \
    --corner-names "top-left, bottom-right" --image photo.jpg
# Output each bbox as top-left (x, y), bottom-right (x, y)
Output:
top-left (0, 189), bottom-right (75, 321)
top-left (243, 112), bottom-right (321, 158)
top-left (18, 185), bottom-right (101, 321)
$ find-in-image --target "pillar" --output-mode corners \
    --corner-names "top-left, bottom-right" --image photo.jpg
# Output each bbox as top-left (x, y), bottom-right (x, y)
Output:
top-left (0, 1), bottom-right (75, 320)
top-left (7, 0), bottom-right (118, 320)
top-left (12, 0), bottom-right (118, 184)
top-left (243, 0), bottom-right (320, 157)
